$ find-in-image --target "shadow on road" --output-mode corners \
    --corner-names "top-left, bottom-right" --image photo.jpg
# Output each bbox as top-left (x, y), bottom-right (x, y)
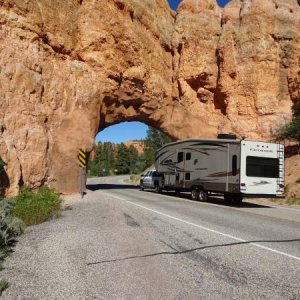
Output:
top-left (87, 183), bottom-right (139, 191)
top-left (154, 191), bottom-right (272, 209)
top-left (87, 183), bottom-right (272, 209)
top-left (87, 238), bottom-right (300, 265)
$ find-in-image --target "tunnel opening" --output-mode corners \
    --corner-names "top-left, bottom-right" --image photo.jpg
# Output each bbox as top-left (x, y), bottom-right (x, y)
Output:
top-left (89, 121), bottom-right (171, 178)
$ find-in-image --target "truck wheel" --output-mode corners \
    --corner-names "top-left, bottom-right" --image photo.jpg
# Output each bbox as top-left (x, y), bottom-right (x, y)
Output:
top-left (140, 181), bottom-right (144, 191)
top-left (191, 188), bottom-right (199, 201)
top-left (155, 183), bottom-right (161, 193)
top-left (198, 190), bottom-right (208, 202)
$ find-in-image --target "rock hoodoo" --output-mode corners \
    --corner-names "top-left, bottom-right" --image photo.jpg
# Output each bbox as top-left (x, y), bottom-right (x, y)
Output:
top-left (0, 0), bottom-right (299, 194)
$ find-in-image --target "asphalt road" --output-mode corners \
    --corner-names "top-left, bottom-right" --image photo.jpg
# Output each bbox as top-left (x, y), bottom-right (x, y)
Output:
top-left (2, 176), bottom-right (300, 299)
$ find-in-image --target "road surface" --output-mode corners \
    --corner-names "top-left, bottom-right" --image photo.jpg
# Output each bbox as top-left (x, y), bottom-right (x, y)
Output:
top-left (2, 176), bottom-right (300, 299)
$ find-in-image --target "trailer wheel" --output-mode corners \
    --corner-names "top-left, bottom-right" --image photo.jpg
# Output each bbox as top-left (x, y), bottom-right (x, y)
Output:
top-left (232, 196), bottom-right (243, 205)
top-left (224, 194), bottom-right (232, 203)
top-left (175, 189), bottom-right (181, 195)
top-left (198, 189), bottom-right (208, 202)
top-left (191, 188), bottom-right (199, 201)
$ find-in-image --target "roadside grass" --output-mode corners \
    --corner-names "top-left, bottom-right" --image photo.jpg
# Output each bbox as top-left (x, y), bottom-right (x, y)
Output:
top-left (270, 197), bottom-right (300, 206)
top-left (269, 198), bottom-right (285, 205)
top-left (286, 198), bottom-right (300, 206)
top-left (13, 186), bottom-right (62, 226)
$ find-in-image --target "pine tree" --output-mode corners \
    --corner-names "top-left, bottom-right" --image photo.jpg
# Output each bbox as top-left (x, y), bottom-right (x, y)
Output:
top-left (134, 153), bottom-right (148, 174)
top-left (114, 143), bottom-right (131, 174)
top-left (102, 142), bottom-right (114, 175)
top-left (144, 127), bottom-right (171, 166)
top-left (89, 143), bottom-right (103, 176)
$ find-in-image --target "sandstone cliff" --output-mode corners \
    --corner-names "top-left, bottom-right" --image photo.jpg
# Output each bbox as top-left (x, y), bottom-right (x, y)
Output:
top-left (0, 0), bottom-right (299, 195)
top-left (124, 140), bottom-right (145, 154)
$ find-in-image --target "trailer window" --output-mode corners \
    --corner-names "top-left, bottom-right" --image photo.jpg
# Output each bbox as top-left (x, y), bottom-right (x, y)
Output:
top-left (246, 156), bottom-right (279, 178)
top-left (178, 152), bottom-right (184, 163)
top-left (185, 173), bottom-right (190, 180)
top-left (232, 155), bottom-right (237, 176)
top-left (186, 153), bottom-right (191, 160)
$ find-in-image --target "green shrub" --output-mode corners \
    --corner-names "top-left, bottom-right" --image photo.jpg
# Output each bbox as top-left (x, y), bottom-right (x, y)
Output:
top-left (279, 116), bottom-right (300, 143)
top-left (287, 198), bottom-right (300, 206)
top-left (0, 198), bottom-right (23, 295)
top-left (0, 199), bottom-right (24, 248)
top-left (0, 278), bottom-right (9, 295)
top-left (13, 187), bottom-right (62, 226)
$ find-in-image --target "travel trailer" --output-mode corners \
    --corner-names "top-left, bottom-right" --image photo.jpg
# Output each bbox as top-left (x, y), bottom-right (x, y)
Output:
top-left (154, 136), bottom-right (285, 203)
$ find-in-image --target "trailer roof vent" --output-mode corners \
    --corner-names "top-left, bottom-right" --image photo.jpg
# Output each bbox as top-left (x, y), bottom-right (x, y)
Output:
top-left (218, 133), bottom-right (237, 140)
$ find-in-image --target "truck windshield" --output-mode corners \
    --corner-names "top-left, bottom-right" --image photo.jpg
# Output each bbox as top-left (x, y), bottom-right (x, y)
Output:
top-left (246, 156), bottom-right (279, 178)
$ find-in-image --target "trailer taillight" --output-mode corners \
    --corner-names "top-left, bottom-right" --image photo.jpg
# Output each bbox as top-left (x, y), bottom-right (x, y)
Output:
top-left (240, 183), bottom-right (246, 187)
top-left (278, 184), bottom-right (284, 188)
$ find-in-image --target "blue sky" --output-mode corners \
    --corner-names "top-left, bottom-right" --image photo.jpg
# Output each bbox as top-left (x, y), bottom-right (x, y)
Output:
top-left (96, 0), bottom-right (231, 143)
top-left (168, 0), bottom-right (231, 10)
top-left (96, 122), bottom-right (148, 143)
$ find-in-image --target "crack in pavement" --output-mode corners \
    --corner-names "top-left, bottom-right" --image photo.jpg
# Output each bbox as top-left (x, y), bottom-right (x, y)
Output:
top-left (87, 238), bottom-right (300, 265)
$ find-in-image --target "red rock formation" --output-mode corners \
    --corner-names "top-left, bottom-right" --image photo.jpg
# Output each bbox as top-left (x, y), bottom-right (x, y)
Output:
top-left (0, 0), bottom-right (299, 194)
top-left (124, 140), bottom-right (145, 154)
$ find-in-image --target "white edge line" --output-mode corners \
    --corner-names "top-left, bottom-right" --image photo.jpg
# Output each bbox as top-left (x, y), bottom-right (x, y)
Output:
top-left (100, 191), bottom-right (300, 262)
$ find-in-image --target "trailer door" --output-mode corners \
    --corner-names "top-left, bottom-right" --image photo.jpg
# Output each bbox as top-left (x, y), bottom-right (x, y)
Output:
top-left (175, 151), bottom-right (185, 187)
top-left (240, 141), bottom-right (284, 196)
top-left (227, 144), bottom-right (240, 193)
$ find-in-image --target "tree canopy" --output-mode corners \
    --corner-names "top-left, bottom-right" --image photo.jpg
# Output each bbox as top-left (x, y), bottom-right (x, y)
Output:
top-left (144, 127), bottom-right (172, 166)
top-left (279, 116), bottom-right (300, 144)
top-left (89, 127), bottom-right (171, 176)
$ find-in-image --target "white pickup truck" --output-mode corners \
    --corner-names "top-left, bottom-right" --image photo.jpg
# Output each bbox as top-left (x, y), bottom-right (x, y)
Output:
top-left (140, 170), bottom-right (164, 193)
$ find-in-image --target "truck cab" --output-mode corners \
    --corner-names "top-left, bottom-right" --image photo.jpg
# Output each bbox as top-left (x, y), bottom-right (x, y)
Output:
top-left (140, 170), bottom-right (164, 192)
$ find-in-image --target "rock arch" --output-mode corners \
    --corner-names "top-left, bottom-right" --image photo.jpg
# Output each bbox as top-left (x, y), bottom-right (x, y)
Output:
top-left (0, 0), bottom-right (299, 194)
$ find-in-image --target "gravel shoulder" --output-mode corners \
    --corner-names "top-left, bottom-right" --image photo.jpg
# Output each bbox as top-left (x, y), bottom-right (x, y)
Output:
top-left (1, 192), bottom-right (185, 299)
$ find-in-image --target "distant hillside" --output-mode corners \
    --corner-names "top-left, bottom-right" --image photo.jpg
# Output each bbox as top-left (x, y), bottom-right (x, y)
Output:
top-left (124, 140), bottom-right (145, 154)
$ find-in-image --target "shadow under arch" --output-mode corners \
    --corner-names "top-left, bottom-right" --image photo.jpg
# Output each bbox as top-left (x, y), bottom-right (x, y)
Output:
top-left (86, 182), bottom-right (272, 209)
top-left (0, 158), bottom-right (9, 197)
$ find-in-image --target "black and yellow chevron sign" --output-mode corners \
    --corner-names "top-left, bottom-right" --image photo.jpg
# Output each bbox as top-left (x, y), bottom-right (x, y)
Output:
top-left (78, 148), bottom-right (87, 168)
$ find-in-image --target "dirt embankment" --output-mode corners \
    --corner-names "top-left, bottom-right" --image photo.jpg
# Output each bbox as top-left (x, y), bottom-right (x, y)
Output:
top-left (285, 148), bottom-right (300, 202)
